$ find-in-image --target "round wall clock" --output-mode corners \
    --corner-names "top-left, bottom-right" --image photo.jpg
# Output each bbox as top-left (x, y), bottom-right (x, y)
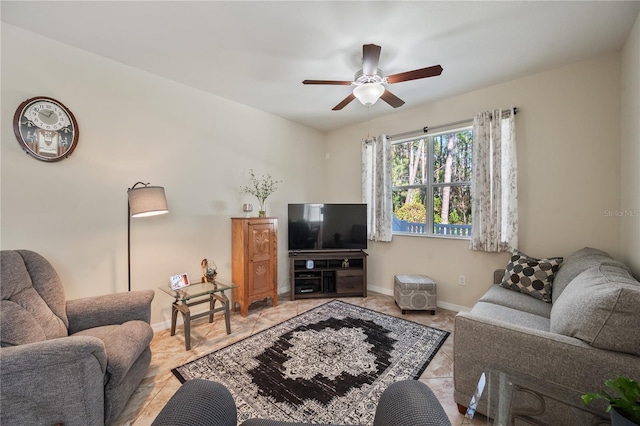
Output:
top-left (13, 96), bottom-right (79, 162)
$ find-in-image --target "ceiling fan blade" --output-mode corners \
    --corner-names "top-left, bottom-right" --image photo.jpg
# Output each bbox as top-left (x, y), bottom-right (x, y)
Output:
top-left (386, 65), bottom-right (443, 84)
top-left (332, 93), bottom-right (356, 111)
top-left (303, 79), bottom-right (353, 85)
top-left (380, 89), bottom-right (405, 108)
top-left (362, 44), bottom-right (382, 76)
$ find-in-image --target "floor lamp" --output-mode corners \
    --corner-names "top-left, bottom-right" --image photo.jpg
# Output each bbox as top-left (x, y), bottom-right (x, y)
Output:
top-left (127, 182), bottom-right (169, 292)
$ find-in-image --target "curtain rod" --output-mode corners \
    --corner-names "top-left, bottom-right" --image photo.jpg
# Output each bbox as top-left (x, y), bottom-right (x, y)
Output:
top-left (388, 107), bottom-right (518, 140)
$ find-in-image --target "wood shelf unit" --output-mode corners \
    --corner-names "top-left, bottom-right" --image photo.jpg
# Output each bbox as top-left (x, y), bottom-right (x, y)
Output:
top-left (231, 217), bottom-right (278, 316)
top-left (289, 251), bottom-right (367, 300)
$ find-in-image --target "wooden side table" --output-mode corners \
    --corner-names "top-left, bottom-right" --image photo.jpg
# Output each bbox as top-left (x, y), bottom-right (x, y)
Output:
top-left (159, 278), bottom-right (236, 350)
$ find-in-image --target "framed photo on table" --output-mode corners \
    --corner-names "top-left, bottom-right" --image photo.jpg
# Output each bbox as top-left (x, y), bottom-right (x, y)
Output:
top-left (169, 273), bottom-right (190, 290)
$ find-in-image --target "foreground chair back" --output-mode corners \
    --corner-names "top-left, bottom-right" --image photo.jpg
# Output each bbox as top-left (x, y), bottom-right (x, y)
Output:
top-left (0, 250), bottom-right (154, 425)
top-left (153, 379), bottom-right (451, 426)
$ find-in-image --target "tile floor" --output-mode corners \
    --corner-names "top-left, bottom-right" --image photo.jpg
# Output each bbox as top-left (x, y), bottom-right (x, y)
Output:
top-left (113, 292), bottom-right (486, 426)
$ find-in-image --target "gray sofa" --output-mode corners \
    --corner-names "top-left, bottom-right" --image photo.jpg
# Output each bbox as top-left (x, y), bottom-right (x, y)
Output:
top-left (0, 250), bottom-right (155, 425)
top-left (453, 247), bottom-right (640, 423)
top-left (152, 378), bottom-right (451, 426)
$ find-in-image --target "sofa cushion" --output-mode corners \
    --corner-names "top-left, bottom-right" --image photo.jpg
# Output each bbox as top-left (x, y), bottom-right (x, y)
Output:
top-left (550, 263), bottom-right (640, 356)
top-left (479, 285), bottom-right (553, 318)
top-left (500, 251), bottom-right (563, 302)
top-left (551, 247), bottom-right (629, 303)
top-left (470, 301), bottom-right (551, 331)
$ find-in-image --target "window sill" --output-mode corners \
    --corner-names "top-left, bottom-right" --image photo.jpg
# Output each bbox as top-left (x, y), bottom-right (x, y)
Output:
top-left (392, 232), bottom-right (471, 241)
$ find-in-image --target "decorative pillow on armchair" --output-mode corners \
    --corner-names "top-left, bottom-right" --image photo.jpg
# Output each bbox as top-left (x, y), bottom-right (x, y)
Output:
top-left (500, 251), bottom-right (563, 302)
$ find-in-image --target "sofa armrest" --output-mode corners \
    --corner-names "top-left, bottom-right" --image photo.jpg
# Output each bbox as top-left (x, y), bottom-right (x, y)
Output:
top-left (0, 336), bottom-right (107, 426)
top-left (453, 312), bottom-right (640, 416)
top-left (66, 289), bottom-right (154, 333)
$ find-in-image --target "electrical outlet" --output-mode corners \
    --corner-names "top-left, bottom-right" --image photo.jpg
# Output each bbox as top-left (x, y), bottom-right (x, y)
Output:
top-left (458, 275), bottom-right (466, 286)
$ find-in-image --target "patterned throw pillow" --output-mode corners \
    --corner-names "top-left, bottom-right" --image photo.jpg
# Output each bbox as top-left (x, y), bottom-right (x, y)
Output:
top-left (500, 251), bottom-right (563, 302)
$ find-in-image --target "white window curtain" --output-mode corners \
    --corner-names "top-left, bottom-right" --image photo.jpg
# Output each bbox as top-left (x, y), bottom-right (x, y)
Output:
top-left (470, 108), bottom-right (518, 252)
top-left (362, 135), bottom-right (393, 242)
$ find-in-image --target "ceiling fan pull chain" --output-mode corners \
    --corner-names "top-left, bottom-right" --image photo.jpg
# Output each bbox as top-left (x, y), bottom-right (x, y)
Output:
top-left (366, 106), bottom-right (371, 139)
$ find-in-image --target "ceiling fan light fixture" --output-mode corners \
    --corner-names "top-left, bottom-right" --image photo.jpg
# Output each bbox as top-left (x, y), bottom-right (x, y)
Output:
top-left (353, 83), bottom-right (385, 106)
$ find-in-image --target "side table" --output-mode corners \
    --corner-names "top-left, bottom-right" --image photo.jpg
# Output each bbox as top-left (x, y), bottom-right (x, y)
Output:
top-left (484, 368), bottom-right (610, 426)
top-left (159, 278), bottom-right (236, 350)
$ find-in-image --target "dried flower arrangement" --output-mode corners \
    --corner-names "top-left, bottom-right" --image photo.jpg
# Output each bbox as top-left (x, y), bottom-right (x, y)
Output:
top-left (240, 169), bottom-right (282, 216)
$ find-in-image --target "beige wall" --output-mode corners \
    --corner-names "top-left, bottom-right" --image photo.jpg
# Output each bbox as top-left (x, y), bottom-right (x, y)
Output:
top-left (620, 12), bottom-right (640, 276)
top-left (325, 52), bottom-right (624, 310)
top-left (2, 17), bottom-right (637, 325)
top-left (1, 24), bottom-right (327, 327)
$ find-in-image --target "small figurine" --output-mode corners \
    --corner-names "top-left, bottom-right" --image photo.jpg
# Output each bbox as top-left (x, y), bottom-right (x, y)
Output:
top-left (342, 258), bottom-right (349, 268)
top-left (201, 259), bottom-right (208, 282)
top-left (201, 258), bottom-right (218, 283)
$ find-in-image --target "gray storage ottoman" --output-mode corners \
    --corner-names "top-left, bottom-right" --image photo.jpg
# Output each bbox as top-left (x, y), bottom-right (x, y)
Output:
top-left (394, 274), bottom-right (437, 315)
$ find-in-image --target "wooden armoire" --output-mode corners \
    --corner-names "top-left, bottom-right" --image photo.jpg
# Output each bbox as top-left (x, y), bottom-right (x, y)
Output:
top-left (231, 217), bottom-right (278, 317)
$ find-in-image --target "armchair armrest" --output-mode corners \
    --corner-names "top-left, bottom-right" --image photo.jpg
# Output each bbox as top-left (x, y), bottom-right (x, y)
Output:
top-left (0, 336), bottom-right (107, 426)
top-left (373, 380), bottom-right (451, 426)
top-left (153, 379), bottom-right (237, 426)
top-left (67, 289), bottom-right (154, 334)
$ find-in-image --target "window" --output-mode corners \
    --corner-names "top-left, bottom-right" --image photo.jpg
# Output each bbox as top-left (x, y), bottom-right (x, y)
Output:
top-left (391, 127), bottom-right (473, 238)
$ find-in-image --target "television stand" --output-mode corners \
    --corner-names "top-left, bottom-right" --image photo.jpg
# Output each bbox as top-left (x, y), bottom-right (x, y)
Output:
top-left (289, 251), bottom-right (367, 300)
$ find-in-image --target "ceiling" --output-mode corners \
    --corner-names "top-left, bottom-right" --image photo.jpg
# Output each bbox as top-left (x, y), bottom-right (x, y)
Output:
top-left (2, 1), bottom-right (639, 132)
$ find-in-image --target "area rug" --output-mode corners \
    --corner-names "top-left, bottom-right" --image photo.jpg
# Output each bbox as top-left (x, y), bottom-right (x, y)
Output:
top-left (172, 299), bottom-right (450, 425)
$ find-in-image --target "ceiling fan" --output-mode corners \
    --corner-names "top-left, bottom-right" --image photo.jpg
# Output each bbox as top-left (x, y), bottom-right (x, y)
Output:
top-left (303, 43), bottom-right (443, 111)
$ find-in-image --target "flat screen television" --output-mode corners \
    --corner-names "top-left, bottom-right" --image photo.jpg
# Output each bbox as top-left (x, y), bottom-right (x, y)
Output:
top-left (288, 203), bottom-right (367, 252)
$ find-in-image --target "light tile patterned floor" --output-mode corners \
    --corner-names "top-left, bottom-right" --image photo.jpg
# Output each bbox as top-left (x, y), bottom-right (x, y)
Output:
top-left (113, 292), bottom-right (486, 425)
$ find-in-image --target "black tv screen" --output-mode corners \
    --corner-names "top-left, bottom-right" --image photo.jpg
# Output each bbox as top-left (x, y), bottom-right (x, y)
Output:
top-left (288, 203), bottom-right (368, 251)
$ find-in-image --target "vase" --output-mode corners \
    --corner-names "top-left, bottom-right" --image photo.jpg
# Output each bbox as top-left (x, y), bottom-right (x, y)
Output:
top-left (258, 210), bottom-right (266, 218)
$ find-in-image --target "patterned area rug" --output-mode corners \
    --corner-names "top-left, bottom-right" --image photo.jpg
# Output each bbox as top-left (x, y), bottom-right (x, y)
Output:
top-left (172, 300), bottom-right (449, 424)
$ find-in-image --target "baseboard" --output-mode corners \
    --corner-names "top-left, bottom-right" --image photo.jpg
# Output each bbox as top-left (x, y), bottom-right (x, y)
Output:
top-left (151, 286), bottom-right (471, 331)
top-left (367, 284), bottom-right (470, 313)
top-left (366, 284), bottom-right (394, 297)
top-left (438, 300), bottom-right (471, 313)
top-left (152, 320), bottom-right (172, 332)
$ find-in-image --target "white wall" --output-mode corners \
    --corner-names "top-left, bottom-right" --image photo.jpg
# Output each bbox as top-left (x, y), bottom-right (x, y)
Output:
top-left (325, 52), bottom-right (624, 310)
top-left (1, 24), bottom-right (327, 326)
top-left (620, 12), bottom-right (640, 276)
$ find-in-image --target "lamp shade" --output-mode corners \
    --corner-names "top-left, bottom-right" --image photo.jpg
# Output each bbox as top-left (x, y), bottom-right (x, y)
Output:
top-left (128, 186), bottom-right (169, 217)
top-left (353, 83), bottom-right (385, 106)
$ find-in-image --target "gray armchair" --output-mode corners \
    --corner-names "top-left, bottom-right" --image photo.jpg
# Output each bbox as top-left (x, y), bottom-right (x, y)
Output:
top-left (0, 250), bottom-right (154, 425)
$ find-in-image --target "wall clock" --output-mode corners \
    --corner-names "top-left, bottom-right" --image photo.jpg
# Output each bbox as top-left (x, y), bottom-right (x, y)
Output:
top-left (13, 96), bottom-right (79, 162)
